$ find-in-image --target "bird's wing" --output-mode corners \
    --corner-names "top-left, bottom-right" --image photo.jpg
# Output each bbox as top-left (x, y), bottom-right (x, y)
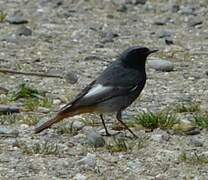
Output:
top-left (61, 61), bottom-right (145, 111)
top-left (74, 83), bottom-right (137, 106)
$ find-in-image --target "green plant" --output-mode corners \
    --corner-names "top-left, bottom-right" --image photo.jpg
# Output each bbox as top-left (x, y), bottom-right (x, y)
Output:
top-left (12, 83), bottom-right (42, 100)
top-left (56, 122), bottom-right (78, 135)
top-left (23, 97), bottom-right (52, 111)
top-left (179, 151), bottom-right (208, 165)
top-left (81, 118), bottom-right (98, 127)
top-left (106, 136), bottom-right (128, 153)
top-left (0, 10), bottom-right (7, 22)
top-left (21, 114), bottom-right (39, 126)
top-left (106, 135), bottom-right (147, 153)
top-left (194, 113), bottom-right (208, 128)
top-left (20, 141), bottom-right (59, 155)
top-left (133, 111), bottom-right (178, 130)
top-left (174, 102), bottom-right (200, 113)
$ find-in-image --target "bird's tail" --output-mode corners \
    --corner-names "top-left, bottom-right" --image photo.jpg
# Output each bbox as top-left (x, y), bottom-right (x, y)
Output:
top-left (34, 104), bottom-right (96, 134)
top-left (34, 103), bottom-right (78, 134)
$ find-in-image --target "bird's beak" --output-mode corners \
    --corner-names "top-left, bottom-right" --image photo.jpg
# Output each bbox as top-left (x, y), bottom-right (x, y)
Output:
top-left (148, 49), bottom-right (158, 54)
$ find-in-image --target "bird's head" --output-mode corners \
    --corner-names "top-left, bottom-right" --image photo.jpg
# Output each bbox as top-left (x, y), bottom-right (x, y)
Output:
top-left (120, 46), bottom-right (158, 69)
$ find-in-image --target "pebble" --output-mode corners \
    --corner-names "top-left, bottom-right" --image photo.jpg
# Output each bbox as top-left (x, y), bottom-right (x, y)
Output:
top-left (180, 6), bottom-right (195, 15)
top-left (72, 121), bottom-right (85, 131)
top-left (151, 132), bottom-right (170, 142)
top-left (101, 31), bottom-right (119, 43)
top-left (0, 127), bottom-right (19, 138)
top-left (53, 99), bottom-right (61, 105)
top-left (0, 87), bottom-right (9, 94)
top-left (78, 153), bottom-right (96, 168)
top-left (133, 0), bottom-right (147, 5)
top-left (148, 59), bottom-right (174, 72)
top-left (7, 10), bottom-right (28, 24)
top-left (188, 18), bottom-right (203, 27)
top-left (64, 71), bottom-right (78, 84)
top-left (189, 137), bottom-right (203, 147)
top-left (73, 173), bottom-right (87, 180)
top-left (171, 4), bottom-right (180, 13)
top-left (116, 4), bottom-right (128, 13)
top-left (86, 131), bottom-right (105, 148)
top-left (15, 25), bottom-right (32, 36)
top-left (154, 18), bottom-right (169, 26)
top-left (37, 107), bottom-right (50, 113)
top-left (126, 0), bottom-right (147, 5)
top-left (158, 30), bottom-right (173, 38)
top-left (165, 37), bottom-right (174, 45)
top-left (127, 159), bottom-right (142, 173)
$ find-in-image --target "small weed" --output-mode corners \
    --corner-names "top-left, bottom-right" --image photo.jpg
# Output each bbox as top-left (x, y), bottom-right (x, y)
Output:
top-left (21, 114), bottom-right (39, 126)
top-left (81, 118), bottom-right (98, 127)
top-left (39, 97), bottom-right (53, 108)
top-left (174, 102), bottom-right (200, 113)
top-left (0, 10), bottom-right (7, 22)
top-left (0, 114), bottom-right (38, 126)
top-left (0, 114), bottom-right (19, 125)
top-left (23, 97), bottom-right (52, 111)
top-left (133, 111), bottom-right (178, 130)
top-left (12, 83), bottom-right (42, 101)
top-left (19, 141), bottom-right (59, 155)
top-left (0, 95), bottom-right (10, 104)
top-left (56, 122), bottom-right (78, 136)
top-left (106, 136), bottom-right (128, 153)
top-left (179, 151), bottom-right (208, 165)
top-left (194, 113), bottom-right (208, 128)
top-left (106, 136), bottom-right (147, 153)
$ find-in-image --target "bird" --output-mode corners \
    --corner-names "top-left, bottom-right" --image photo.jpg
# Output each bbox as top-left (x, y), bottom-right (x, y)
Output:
top-left (34, 46), bottom-right (158, 138)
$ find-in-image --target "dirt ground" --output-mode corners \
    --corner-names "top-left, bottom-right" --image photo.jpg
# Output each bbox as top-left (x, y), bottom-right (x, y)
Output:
top-left (0, 0), bottom-right (208, 179)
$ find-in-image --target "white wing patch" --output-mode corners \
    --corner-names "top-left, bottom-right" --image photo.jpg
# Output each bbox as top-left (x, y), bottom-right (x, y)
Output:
top-left (83, 84), bottom-right (112, 98)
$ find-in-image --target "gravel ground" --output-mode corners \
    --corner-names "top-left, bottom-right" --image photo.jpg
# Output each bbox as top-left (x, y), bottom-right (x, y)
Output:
top-left (0, 0), bottom-right (208, 179)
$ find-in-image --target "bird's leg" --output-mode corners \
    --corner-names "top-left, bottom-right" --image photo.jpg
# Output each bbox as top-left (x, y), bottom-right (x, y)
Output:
top-left (100, 114), bottom-right (111, 136)
top-left (116, 111), bottom-right (138, 138)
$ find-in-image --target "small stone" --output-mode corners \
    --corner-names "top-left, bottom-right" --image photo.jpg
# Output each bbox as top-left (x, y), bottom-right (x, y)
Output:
top-left (84, 55), bottom-right (101, 61)
top-left (72, 121), bottom-right (85, 130)
top-left (101, 31), bottom-right (119, 43)
top-left (37, 107), bottom-right (50, 113)
top-left (1, 34), bottom-right (19, 43)
top-left (73, 173), bottom-right (87, 180)
top-left (0, 127), bottom-right (19, 137)
top-left (154, 18), bottom-right (169, 26)
top-left (7, 10), bottom-right (28, 24)
top-left (189, 137), bottom-right (203, 147)
top-left (180, 6), bottom-right (195, 15)
top-left (78, 153), bottom-right (96, 168)
top-left (20, 124), bottom-right (29, 129)
top-left (15, 25), bottom-right (32, 36)
top-left (171, 4), bottom-right (180, 13)
top-left (188, 18), bottom-right (203, 27)
top-left (117, 4), bottom-right (128, 13)
top-left (0, 87), bottom-right (9, 94)
top-left (53, 99), bottom-right (61, 105)
top-left (64, 71), bottom-right (78, 84)
top-left (86, 131), bottom-right (105, 148)
top-left (148, 59), bottom-right (174, 72)
top-left (165, 37), bottom-right (174, 45)
top-left (94, 43), bottom-right (104, 48)
top-left (158, 30), bottom-right (173, 38)
top-left (172, 123), bottom-right (200, 135)
top-left (127, 159), bottom-right (142, 172)
top-left (133, 0), bottom-right (147, 5)
top-left (151, 133), bottom-right (170, 142)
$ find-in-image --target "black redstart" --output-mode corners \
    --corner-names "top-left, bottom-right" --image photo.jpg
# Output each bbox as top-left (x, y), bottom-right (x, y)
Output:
top-left (35, 46), bottom-right (158, 137)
